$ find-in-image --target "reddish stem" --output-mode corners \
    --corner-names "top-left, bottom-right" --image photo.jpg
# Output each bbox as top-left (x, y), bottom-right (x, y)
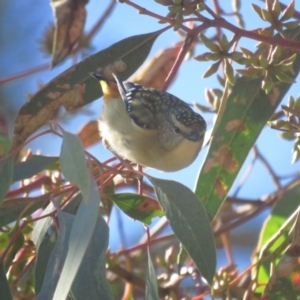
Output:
top-left (5, 176), bottom-right (53, 198)
top-left (162, 34), bottom-right (195, 91)
top-left (0, 63), bottom-right (49, 86)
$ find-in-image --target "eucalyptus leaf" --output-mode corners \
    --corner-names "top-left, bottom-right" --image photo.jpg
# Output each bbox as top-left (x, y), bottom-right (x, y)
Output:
top-left (0, 261), bottom-right (12, 300)
top-left (145, 249), bottom-right (159, 300)
top-left (0, 156), bottom-right (13, 205)
top-left (149, 177), bottom-right (216, 285)
top-left (13, 155), bottom-right (58, 182)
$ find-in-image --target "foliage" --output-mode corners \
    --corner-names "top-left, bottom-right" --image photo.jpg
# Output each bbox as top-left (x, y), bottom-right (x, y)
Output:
top-left (1, 0), bottom-right (300, 299)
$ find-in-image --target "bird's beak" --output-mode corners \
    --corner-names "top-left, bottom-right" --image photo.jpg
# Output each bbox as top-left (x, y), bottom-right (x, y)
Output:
top-left (89, 72), bottom-right (104, 80)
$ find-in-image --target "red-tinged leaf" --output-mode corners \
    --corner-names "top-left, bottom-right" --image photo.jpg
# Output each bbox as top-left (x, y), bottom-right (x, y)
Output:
top-left (50, 0), bottom-right (88, 67)
top-left (77, 120), bottom-right (101, 148)
top-left (109, 193), bottom-right (163, 225)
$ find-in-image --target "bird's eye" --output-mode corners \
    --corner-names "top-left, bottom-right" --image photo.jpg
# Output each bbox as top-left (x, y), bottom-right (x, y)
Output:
top-left (174, 126), bottom-right (181, 134)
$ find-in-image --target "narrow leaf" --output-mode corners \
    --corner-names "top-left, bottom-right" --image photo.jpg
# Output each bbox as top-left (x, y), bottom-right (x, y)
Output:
top-left (145, 249), bottom-right (159, 300)
top-left (13, 155), bottom-right (58, 182)
top-left (37, 212), bottom-right (74, 300)
top-left (149, 177), bottom-right (216, 285)
top-left (60, 131), bottom-right (89, 197)
top-left (0, 134), bottom-right (11, 156)
top-left (0, 156), bottom-right (13, 205)
top-left (34, 223), bottom-right (58, 295)
top-left (195, 29), bottom-right (300, 221)
top-left (0, 261), bottom-right (12, 300)
top-left (71, 215), bottom-right (113, 300)
top-left (52, 181), bottom-right (99, 300)
top-left (50, 0), bottom-right (87, 66)
top-left (255, 182), bottom-right (300, 293)
top-left (0, 196), bottom-right (48, 227)
top-left (53, 130), bottom-right (100, 300)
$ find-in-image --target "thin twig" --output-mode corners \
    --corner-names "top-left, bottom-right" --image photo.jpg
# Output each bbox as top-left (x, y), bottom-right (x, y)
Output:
top-left (162, 34), bottom-right (195, 91)
top-left (109, 264), bottom-right (170, 297)
top-left (215, 176), bottom-right (300, 236)
top-left (0, 63), bottom-right (49, 86)
top-left (253, 145), bottom-right (281, 189)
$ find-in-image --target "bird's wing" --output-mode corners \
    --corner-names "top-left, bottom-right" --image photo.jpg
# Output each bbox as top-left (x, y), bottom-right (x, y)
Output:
top-left (113, 74), bottom-right (158, 130)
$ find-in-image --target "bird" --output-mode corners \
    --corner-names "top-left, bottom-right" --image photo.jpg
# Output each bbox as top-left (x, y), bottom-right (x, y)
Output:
top-left (90, 73), bottom-right (206, 172)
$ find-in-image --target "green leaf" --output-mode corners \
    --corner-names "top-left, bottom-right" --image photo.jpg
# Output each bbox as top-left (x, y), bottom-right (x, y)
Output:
top-left (202, 60), bottom-right (221, 78)
top-left (32, 201), bottom-right (62, 294)
top-left (33, 195), bottom-right (82, 295)
top-left (255, 183), bottom-right (300, 293)
top-left (251, 4), bottom-right (264, 20)
top-left (0, 261), bottom-right (12, 300)
top-left (200, 33), bottom-right (220, 52)
top-left (13, 155), bottom-right (59, 182)
top-left (109, 193), bottom-right (163, 225)
top-left (71, 215), bottom-right (113, 300)
top-left (0, 196), bottom-right (48, 227)
top-left (36, 212), bottom-right (73, 300)
top-left (12, 29), bottom-right (166, 150)
top-left (195, 29), bottom-right (300, 221)
top-left (145, 249), bottom-right (159, 300)
top-left (35, 209), bottom-right (112, 300)
top-left (0, 156), bottom-right (13, 205)
top-left (60, 131), bottom-right (90, 197)
top-left (53, 131), bottom-right (100, 300)
top-left (0, 135), bottom-right (11, 156)
top-left (35, 223), bottom-right (59, 296)
top-left (281, 0), bottom-right (295, 22)
top-left (149, 177), bottom-right (216, 285)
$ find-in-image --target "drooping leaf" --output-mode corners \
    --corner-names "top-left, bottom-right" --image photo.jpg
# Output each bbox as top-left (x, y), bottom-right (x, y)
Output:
top-left (0, 134), bottom-right (11, 156)
top-left (53, 130), bottom-right (100, 300)
top-left (0, 261), bottom-right (13, 300)
top-left (0, 156), bottom-right (13, 205)
top-left (33, 195), bottom-right (81, 294)
top-left (149, 177), bottom-right (216, 285)
top-left (71, 215), bottom-right (112, 300)
top-left (35, 208), bottom-right (112, 299)
top-left (195, 29), bottom-right (300, 221)
top-left (0, 196), bottom-right (48, 227)
top-left (36, 212), bottom-right (73, 300)
top-left (13, 155), bottom-right (59, 182)
top-left (255, 182), bottom-right (300, 293)
top-left (109, 193), bottom-right (163, 225)
top-left (32, 199), bottom-right (70, 295)
top-left (12, 29), bottom-right (166, 151)
top-left (60, 131), bottom-right (90, 196)
top-left (52, 178), bottom-right (99, 300)
top-left (260, 209), bottom-right (300, 299)
top-left (35, 223), bottom-right (59, 296)
top-left (145, 249), bottom-right (159, 300)
top-left (50, 0), bottom-right (88, 67)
